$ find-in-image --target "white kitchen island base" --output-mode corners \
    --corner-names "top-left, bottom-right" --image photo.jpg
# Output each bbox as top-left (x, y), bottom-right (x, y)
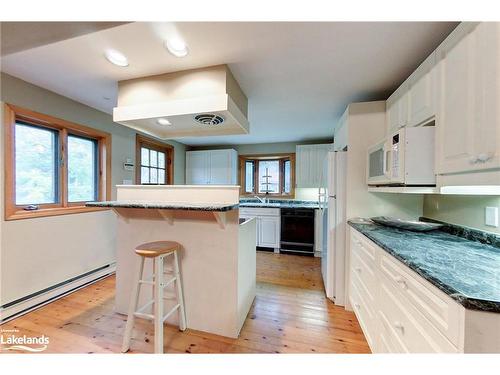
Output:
top-left (89, 185), bottom-right (256, 339)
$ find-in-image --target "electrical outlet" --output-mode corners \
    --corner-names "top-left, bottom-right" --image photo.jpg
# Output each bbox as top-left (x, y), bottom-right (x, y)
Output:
top-left (485, 207), bottom-right (499, 227)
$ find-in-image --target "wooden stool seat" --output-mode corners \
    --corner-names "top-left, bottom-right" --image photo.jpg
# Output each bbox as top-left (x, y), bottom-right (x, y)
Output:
top-left (135, 241), bottom-right (180, 258)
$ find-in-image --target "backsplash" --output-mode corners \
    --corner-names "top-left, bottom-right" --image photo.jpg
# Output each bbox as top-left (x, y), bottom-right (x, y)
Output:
top-left (423, 195), bottom-right (500, 234)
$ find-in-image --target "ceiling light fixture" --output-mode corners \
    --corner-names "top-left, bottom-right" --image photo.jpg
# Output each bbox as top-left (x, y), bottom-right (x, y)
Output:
top-left (156, 118), bottom-right (172, 126)
top-left (104, 49), bottom-right (129, 67)
top-left (164, 38), bottom-right (189, 57)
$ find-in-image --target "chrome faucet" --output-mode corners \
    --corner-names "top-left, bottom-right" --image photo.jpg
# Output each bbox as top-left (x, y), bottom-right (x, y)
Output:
top-left (254, 195), bottom-right (267, 203)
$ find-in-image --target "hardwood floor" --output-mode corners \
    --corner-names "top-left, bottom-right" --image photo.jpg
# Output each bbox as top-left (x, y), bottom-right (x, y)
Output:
top-left (1, 252), bottom-right (370, 354)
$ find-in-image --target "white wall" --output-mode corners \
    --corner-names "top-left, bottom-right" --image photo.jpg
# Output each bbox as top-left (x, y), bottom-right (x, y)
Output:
top-left (0, 73), bottom-right (188, 306)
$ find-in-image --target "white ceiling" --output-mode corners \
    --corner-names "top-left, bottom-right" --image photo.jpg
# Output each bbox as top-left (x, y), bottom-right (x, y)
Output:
top-left (0, 22), bottom-right (458, 146)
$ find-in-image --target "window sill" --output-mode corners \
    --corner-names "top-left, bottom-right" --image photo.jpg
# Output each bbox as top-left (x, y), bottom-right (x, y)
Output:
top-left (5, 206), bottom-right (111, 221)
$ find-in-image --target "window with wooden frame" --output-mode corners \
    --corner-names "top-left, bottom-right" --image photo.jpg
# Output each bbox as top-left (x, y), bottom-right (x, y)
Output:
top-left (4, 104), bottom-right (112, 220)
top-left (239, 154), bottom-right (295, 198)
top-left (135, 134), bottom-right (174, 185)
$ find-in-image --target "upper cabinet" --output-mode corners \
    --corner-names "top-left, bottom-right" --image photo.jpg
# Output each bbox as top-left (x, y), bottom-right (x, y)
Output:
top-left (296, 144), bottom-right (332, 188)
top-left (386, 52), bottom-right (437, 134)
top-left (408, 52), bottom-right (437, 127)
top-left (186, 149), bottom-right (238, 185)
top-left (386, 83), bottom-right (409, 133)
top-left (435, 22), bottom-right (500, 177)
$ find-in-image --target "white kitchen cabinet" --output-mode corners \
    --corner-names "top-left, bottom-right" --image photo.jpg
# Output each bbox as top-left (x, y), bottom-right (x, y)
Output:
top-left (386, 83), bottom-right (409, 133)
top-left (239, 207), bottom-right (280, 250)
top-left (407, 52), bottom-right (437, 127)
top-left (186, 149), bottom-right (237, 185)
top-left (296, 144), bottom-right (332, 188)
top-left (349, 227), bottom-right (500, 353)
top-left (257, 216), bottom-right (280, 249)
top-left (435, 22), bottom-right (500, 178)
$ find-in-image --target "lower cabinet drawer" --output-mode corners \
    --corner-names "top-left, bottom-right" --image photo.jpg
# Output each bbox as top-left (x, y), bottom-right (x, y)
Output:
top-left (350, 276), bottom-right (377, 351)
top-left (378, 272), bottom-right (458, 353)
top-left (379, 251), bottom-right (462, 346)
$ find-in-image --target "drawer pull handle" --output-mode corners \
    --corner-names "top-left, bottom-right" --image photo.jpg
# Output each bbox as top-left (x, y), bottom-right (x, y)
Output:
top-left (393, 321), bottom-right (405, 334)
top-left (395, 276), bottom-right (408, 290)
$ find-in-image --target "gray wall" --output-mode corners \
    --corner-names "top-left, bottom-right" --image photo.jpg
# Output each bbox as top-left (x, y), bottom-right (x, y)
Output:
top-left (0, 73), bottom-right (187, 306)
top-left (423, 195), bottom-right (500, 234)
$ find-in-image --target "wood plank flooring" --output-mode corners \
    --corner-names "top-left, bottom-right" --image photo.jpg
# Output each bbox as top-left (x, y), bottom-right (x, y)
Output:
top-left (0, 252), bottom-right (370, 354)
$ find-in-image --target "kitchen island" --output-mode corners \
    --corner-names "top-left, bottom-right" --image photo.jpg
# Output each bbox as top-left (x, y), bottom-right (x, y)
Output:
top-left (87, 185), bottom-right (256, 338)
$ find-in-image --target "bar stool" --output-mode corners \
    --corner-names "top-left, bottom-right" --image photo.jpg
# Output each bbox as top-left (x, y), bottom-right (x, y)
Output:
top-left (121, 241), bottom-right (187, 354)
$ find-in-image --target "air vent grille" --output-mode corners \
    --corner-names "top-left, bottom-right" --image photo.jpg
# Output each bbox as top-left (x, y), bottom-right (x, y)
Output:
top-left (194, 113), bottom-right (225, 126)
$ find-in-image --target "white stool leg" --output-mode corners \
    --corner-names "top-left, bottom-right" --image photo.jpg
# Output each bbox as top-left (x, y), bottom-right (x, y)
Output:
top-left (173, 250), bottom-right (187, 331)
top-left (154, 256), bottom-right (164, 354)
top-left (122, 256), bottom-right (145, 353)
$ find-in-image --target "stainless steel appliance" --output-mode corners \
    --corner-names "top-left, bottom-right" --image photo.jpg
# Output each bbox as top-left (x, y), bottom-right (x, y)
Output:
top-left (280, 208), bottom-right (315, 255)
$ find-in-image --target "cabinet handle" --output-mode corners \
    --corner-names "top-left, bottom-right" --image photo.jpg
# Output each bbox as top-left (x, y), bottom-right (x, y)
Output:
top-left (355, 267), bottom-right (362, 273)
top-left (354, 303), bottom-right (361, 310)
top-left (395, 276), bottom-right (408, 290)
top-left (477, 152), bottom-right (494, 163)
top-left (393, 321), bottom-right (405, 334)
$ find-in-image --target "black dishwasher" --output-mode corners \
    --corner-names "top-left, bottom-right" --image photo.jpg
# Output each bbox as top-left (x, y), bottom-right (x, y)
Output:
top-left (280, 208), bottom-right (315, 256)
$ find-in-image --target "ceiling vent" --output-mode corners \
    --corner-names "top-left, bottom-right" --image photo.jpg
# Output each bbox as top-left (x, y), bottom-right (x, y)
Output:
top-left (113, 65), bottom-right (249, 139)
top-left (194, 114), bottom-right (225, 126)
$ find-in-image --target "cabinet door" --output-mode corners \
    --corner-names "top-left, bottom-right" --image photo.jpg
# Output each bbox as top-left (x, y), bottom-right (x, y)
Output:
top-left (296, 144), bottom-right (331, 188)
top-left (408, 53), bottom-right (436, 127)
top-left (296, 145), bottom-right (311, 188)
top-left (471, 22), bottom-right (500, 171)
top-left (436, 23), bottom-right (500, 175)
top-left (209, 150), bottom-right (233, 184)
top-left (386, 87), bottom-right (409, 133)
top-left (258, 217), bottom-right (280, 248)
top-left (186, 151), bottom-right (209, 184)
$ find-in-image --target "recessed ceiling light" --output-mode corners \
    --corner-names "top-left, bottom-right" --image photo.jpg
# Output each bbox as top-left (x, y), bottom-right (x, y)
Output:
top-left (104, 49), bottom-right (129, 67)
top-left (156, 118), bottom-right (172, 126)
top-left (164, 38), bottom-right (188, 57)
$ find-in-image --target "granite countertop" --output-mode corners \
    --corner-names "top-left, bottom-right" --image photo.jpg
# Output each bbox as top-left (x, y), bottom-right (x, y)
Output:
top-left (86, 201), bottom-right (238, 212)
top-left (348, 219), bottom-right (500, 313)
top-left (239, 198), bottom-right (319, 209)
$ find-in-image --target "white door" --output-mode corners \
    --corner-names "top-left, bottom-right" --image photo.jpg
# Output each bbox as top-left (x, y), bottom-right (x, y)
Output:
top-left (258, 217), bottom-right (280, 248)
top-left (186, 151), bottom-right (209, 184)
top-left (209, 150), bottom-right (232, 184)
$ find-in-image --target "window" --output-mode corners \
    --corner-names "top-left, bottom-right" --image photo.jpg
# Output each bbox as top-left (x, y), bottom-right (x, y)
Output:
top-left (136, 134), bottom-right (173, 185)
top-left (4, 104), bottom-right (111, 220)
top-left (239, 154), bottom-right (295, 197)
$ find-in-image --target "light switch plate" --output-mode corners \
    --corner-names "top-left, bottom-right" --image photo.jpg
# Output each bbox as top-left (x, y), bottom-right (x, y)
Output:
top-left (485, 207), bottom-right (499, 227)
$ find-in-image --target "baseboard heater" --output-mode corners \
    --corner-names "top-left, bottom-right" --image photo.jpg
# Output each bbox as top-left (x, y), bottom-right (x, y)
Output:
top-left (0, 263), bottom-right (116, 325)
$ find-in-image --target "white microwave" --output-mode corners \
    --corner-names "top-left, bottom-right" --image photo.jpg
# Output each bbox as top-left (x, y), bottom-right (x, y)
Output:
top-left (367, 126), bottom-right (436, 186)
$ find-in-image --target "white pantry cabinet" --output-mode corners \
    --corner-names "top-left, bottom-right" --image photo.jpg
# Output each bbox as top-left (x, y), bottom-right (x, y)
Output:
top-left (239, 207), bottom-right (280, 250)
top-left (435, 22), bottom-right (500, 177)
top-left (186, 149), bottom-right (238, 185)
top-left (296, 144), bottom-right (332, 188)
top-left (349, 227), bottom-right (500, 353)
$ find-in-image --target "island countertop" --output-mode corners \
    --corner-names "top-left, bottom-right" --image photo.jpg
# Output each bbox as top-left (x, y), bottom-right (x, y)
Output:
top-left (348, 219), bottom-right (500, 313)
top-left (86, 200), bottom-right (239, 212)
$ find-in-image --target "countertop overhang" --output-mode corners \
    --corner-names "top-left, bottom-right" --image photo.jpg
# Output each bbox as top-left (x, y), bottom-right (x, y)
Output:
top-left (86, 201), bottom-right (238, 212)
top-left (348, 220), bottom-right (500, 313)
